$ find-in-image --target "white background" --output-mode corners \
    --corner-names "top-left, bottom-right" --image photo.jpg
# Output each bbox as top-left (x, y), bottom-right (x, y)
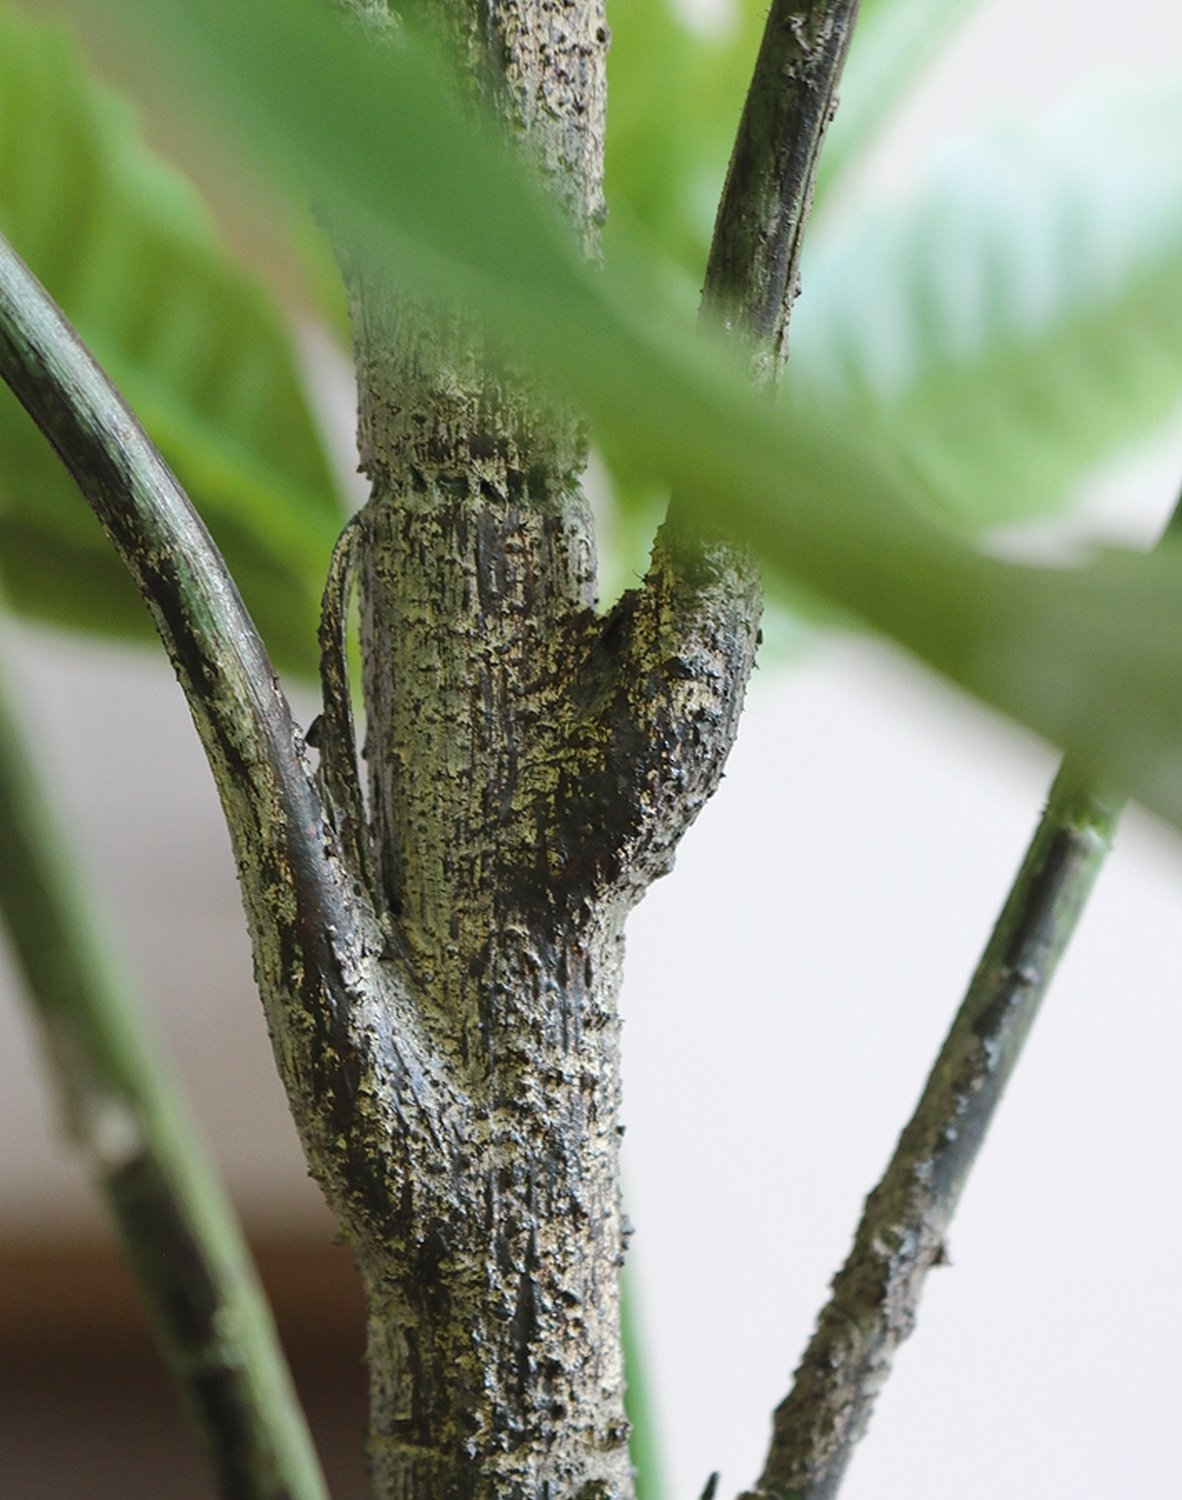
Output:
top-left (1, 1), bottom-right (1181, 1496)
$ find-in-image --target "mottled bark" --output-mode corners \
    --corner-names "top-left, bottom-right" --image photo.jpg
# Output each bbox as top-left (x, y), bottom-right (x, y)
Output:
top-left (0, 227), bottom-right (428, 1487)
top-left (0, 0), bottom-right (759, 1489)
top-left (334, 3), bottom-right (760, 1497)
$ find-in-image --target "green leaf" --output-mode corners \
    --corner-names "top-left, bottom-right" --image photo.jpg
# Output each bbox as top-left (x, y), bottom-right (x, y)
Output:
top-left (60, 0), bottom-right (1182, 833)
top-left (0, 2), bottom-right (345, 676)
top-left (791, 85), bottom-right (1182, 528)
top-left (605, 0), bottom-right (774, 304)
top-left (600, 0), bottom-right (985, 579)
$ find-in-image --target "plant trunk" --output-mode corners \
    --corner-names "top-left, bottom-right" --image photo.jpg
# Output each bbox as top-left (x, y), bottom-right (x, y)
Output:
top-left (325, 3), bottom-right (758, 1496)
top-left (345, 4), bottom-right (624, 1496)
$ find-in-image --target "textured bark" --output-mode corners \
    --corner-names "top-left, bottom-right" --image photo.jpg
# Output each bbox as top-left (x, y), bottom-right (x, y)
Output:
top-left (0, 228), bottom-right (424, 1488)
top-left (0, 4), bottom-right (758, 1494)
top-left (703, 0), bottom-right (860, 379)
top-left (6, 1), bottom-right (1158, 1495)
top-left (745, 768), bottom-right (1118, 1500)
top-left (2, 0), bottom-right (877, 1493)
top-left (332, 3), bottom-right (760, 1497)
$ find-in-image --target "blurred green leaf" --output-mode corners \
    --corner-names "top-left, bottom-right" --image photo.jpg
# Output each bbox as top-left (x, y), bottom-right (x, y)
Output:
top-left (0, 1), bottom-right (346, 676)
top-left (605, 0), bottom-right (773, 303)
top-left (791, 85), bottom-right (1182, 528)
top-left (598, 0), bottom-right (985, 574)
top-left (59, 0), bottom-right (1182, 833)
top-left (604, 0), bottom-right (984, 290)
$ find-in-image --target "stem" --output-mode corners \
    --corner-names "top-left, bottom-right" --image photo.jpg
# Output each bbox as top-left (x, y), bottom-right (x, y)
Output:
top-left (619, 0), bottom-right (865, 888)
top-left (0, 231), bottom-right (363, 984)
top-left (0, 230), bottom-right (433, 1289)
top-left (748, 774), bottom-right (1119, 1500)
top-left (750, 494), bottom-right (1182, 1498)
top-left (703, 0), bottom-right (861, 374)
top-left (0, 642), bottom-right (328, 1500)
top-left (639, 0), bottom-right (862, 713)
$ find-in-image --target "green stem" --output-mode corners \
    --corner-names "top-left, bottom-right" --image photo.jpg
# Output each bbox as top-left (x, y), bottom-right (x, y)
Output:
top-left (0, 230), bottom-right (362, 994)
top-left (623, 1272), bottom-right (664, 1500)
top-left (746, 763), bottom-right (1121, 1500)
top-left (0, 641), bottom-right (329, 1500)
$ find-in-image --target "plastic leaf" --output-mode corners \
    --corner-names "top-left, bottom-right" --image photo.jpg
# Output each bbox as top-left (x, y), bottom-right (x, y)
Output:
top-left (0, 2), bottom-right (346, 676)
top-left (792, 85), bottom-right (1182, 528)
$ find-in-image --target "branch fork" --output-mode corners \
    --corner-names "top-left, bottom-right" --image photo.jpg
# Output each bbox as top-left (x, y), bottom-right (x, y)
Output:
top-left (0, 0), bottom-right (861, 1495)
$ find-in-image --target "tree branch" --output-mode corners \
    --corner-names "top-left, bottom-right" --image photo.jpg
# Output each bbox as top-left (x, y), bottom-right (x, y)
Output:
top-left (591, 0), bottom-right (861, 891)
top-left (0, 642), bottom-right (328, 1500)
top-left (704, 0), bottom-right (861, 377)
top-left (746, 767), bottom-right (1119, 1499)
top-left (556, 530), bottom-right (761, 906)
top-left (0, 232), bottom-right (349, 983)
top-left (747, 493), bottom-right (1182, 1498)
top-left (0, 228), bottom-right (461, 1288)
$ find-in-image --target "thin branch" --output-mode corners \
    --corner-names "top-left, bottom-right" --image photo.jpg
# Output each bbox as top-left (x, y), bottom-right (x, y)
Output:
top-left (747, 767), bottom-right (1120, 1500)
top-left (748, 493), bottom-right (1182, 1498)
top-left (0, 642), bottom-right (329, 1500)
top-left (0, 234), bottom-right (409, 1125)
top-left (593, 1), bottom-right (862, 887)
top-left (0, 233), bottom-right (360, 987)
top-left (675, 0), bottom-right (862, 542)
top-left (703, 0), bottom-right (861, 375)
top-left (0, 228), bottom-right (459, 1344)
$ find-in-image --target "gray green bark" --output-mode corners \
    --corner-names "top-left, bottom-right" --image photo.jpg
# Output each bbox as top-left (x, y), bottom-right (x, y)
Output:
top-left (2, 132), bottom-right (783, 1488)
top-left (0, 1), bottom-right (863, 1495)
top-left (337, 5), bottom-right (759, 1496)
top-left (1, 0), bottom-right (1163, 1491)
top-left (0, 6), bottom-right (760, 1492)
top-left (703, 0), bottom-right (861, 378)
top-left (744, 766), bottom-right (1118, 1500)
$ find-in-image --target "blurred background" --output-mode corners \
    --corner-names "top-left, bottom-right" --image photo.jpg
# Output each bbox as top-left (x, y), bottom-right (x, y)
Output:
top-left (2, 0), bottom-right (1181, 1496)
